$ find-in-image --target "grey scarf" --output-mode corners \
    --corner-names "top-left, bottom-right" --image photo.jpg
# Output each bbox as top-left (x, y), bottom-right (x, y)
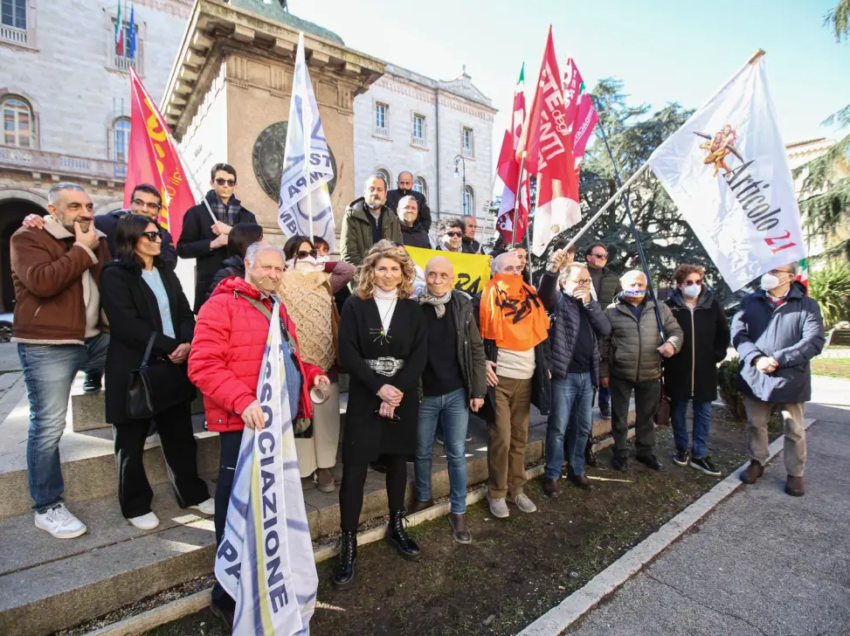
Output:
top-left (418, 290), bottom-right (452, 318)
top-left (206, 190), bottom-right (241, 225)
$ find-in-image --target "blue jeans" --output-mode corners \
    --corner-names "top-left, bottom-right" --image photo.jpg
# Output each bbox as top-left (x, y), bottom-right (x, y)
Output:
top-left (18, 333), bottom-right (109, 512)
top-left (415, 388), bottom-right (468, 514)
top-left (671, 399), bottom-right (713, 458)
top-left (545, 373), bottom-right (593, 479)
top-left (598, 384), bottom-right (610, 410)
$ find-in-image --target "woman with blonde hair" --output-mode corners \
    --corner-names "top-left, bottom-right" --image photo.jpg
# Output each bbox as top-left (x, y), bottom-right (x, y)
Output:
top-left (332, 240), bottom-right (427, 590)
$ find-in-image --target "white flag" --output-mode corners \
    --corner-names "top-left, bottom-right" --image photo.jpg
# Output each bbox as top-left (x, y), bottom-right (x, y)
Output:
top-left (646, 55), bottom-right (806, 292)
top-left (278, 32), bottom-right (336, 250)
top-left (214, 301), bottom-right (318, 635)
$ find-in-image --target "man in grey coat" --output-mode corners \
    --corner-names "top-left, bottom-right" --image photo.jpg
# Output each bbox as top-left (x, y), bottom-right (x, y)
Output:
top-left (601, 270), bottom-right (683, 472)
top-left (732, 262), bottom-right (824, 496)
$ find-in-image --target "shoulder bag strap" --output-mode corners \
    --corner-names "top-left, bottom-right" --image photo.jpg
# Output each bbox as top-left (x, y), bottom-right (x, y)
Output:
top-left (140, 332), bottom-right (157, 370)
top-left (237, 292), bottom-right (272, 322)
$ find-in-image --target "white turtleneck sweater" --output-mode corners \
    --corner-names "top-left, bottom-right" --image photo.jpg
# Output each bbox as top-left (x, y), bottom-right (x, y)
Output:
top-left (373, 286), bottom-right (399, 332)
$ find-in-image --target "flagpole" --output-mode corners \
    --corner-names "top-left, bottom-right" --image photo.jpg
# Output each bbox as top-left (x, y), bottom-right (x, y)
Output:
top-left (167, 133), bottom-right (217, 224)
top-left (306, 178), bottom-right (314, 240)
top-left (511, 151), bottom-right (526, 245)
top-left (593, 106), bottom-right (666, 339)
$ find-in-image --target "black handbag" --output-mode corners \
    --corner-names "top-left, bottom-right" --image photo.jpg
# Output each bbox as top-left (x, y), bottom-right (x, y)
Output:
top-left (127, 333), bottom-right (195, 420)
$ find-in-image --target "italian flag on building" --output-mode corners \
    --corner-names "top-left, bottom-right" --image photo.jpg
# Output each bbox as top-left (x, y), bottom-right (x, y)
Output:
top-left (114, 0), bottom-right (124, 56)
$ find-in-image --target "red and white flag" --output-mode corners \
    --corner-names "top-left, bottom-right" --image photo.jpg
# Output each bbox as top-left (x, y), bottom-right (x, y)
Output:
top-left (562, 58), bottom-right (599, 171)
top-left (124, 68), bottom-right (195, 243)
top-left (518, 26), bottom-right (580, 255)
top-left (496, 65), bottom-right (530, 244)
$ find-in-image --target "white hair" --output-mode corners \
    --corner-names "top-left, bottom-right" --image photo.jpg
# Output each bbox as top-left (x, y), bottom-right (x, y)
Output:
top-left (620, 269), bottom-right (647, 284)
top-left (558, 262), bottom-right (588, 287)
top-left (492, 251), bottom-right (520, 275)
top-left (48, 182), bottom-right (86, 205)
top-left (245, 242), bottom-right (284, 267)
top-left (397, 195), bottom-right (418, 210)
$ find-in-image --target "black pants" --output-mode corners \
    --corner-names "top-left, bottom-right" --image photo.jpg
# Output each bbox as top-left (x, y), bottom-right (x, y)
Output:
top-left (113, 401), bottom-right (209, 519)
top-left (609, 376), bottom-right (660, 459)
top-left (339, 454), bottom-right (407, 532)
top-left (212, 429), bottom-right (243, 612)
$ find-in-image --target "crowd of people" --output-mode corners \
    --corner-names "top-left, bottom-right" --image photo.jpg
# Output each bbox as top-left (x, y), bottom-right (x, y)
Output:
top-left (9, 166), bottom-right (825, 627)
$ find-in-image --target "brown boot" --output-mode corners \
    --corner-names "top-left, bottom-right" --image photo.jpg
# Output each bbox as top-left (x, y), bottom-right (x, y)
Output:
top-left (543, 478), bottom-right (560, 498)
top-left (316, 468), bottom-right (335, 493)
top-left (449, 513), bottom-right (472, 544)
top-left (739, 460), bottom-right (764, 485)
top-left (785, 475), bottom-right (805, 497)
top-left (410, 498), bottom-right (434, 514)
top-left (568, 473), bottom-right (594, 490)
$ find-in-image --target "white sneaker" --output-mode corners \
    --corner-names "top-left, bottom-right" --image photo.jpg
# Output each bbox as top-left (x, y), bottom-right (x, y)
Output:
top-left (508, 492), bottom-right (538, 514)
top-left (487, 494), bottom-right (510, 519)
top-left (190, 498), bottom-right (215, 516)
top-left (128, 512), bottom-right (160, 530)
top-left (34, 503), bottom-right (88, 539)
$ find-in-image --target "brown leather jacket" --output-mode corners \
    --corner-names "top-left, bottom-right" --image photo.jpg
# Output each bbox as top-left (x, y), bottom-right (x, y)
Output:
top-left (10, 219), bottom-right (110, 345)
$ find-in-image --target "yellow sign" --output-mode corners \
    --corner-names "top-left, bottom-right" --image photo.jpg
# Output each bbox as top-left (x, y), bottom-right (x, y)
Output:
top-left (404, 246), bottom-right (491, 296)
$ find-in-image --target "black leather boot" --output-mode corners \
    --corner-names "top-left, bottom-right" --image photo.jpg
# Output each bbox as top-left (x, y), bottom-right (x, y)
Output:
top-left (385, 510), bottom-right (421, 561)
top-left (584, 439), bottom-right (598, 467)
top-left (332, 531), bottom-right (358, 590)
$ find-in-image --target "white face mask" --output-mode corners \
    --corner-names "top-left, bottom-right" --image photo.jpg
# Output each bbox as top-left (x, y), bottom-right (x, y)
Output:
top-left (760, 273), bottom-right (780, 291)
top-left (683, 283), bottom-right (701, 299)
top-left (286, 256), bottom-right (324, 273)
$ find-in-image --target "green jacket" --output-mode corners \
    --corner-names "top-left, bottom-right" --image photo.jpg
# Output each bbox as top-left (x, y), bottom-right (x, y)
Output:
top-left (339, 199), bottom-right (403, 266)
top-left (590, 265), bottom-right (622, 308)
top-left (601, 294), bottom-right (684, 383)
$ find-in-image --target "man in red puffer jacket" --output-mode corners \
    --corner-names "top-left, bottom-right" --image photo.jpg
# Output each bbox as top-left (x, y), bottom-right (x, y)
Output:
top-left (188, 243), bottom-right (328, 627)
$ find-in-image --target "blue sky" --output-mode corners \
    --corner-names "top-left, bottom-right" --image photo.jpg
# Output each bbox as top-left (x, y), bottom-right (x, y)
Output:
top-left (292, 0), bottom-right (849, 167)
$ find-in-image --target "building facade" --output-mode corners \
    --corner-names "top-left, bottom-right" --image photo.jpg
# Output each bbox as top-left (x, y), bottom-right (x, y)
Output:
top-left (352, 64), bottom-right (496, 236)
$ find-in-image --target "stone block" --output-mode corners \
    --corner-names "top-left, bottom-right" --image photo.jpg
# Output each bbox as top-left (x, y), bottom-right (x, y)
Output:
top-left (70, 392), bottom-right (109, 432)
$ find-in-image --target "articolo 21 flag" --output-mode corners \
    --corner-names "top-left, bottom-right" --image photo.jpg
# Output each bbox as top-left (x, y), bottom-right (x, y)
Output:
top-left (214, 301), bottom-right (318, 635)
top-left (278, 32), bottom-right (336, 251)
top-left (124, 68), bottom-right (194, 243)
top-left (647, 53), bottom-right (806, 292)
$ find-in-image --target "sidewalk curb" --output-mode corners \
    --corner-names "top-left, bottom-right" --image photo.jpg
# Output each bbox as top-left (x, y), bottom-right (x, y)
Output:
top-left (517, 417), bottom-right (816, 636)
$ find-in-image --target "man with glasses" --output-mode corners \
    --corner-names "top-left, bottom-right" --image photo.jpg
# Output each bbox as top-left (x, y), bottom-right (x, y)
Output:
top-left (178, 163), bottom-right (256, 313)
top-left (539, 256), bottom-right (610, 497)
top-left (733, 262), bottom-right (824, 497)
top-left (437, 217), bottom-right (473, 253)
top-left (584, 243), bottom-right (621, 419)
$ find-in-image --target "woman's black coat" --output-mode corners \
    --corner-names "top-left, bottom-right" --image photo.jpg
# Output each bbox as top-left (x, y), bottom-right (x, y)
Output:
top-left (663, 287), bottom-right (730, 403)
top-left (338, 295), bottom-right (427, 463)
top-left (100, 260), bottom-right (196, 424)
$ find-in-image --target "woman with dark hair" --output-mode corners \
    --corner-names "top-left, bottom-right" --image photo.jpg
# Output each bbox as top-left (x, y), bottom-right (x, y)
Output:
top-left (332, 240), bottom-right (427, 590)
top-left (205, 222), bottom-right (264, 300)
top-left (278, 235), bottom-right (355, 493)
top-left (100, 214), bottom-right (213, 530)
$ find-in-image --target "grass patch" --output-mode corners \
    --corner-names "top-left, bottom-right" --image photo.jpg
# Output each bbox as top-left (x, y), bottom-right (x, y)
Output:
top-left (811, 359), bottom-right (850, 379)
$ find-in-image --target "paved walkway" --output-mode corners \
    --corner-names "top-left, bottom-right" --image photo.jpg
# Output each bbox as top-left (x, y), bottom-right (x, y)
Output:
top-left (565, 375), bottom-right (850, 636)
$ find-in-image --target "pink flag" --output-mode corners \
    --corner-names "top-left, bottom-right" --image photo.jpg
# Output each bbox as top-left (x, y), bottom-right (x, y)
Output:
top-left (562, 58), bottom-right (599, 171)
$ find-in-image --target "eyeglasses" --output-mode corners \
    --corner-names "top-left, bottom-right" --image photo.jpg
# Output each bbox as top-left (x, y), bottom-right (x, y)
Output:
top-left (571, 278), bottom-right (591, 285)
top-left (143, 230), bottom-right (162, 242)
top-left (297, 249), bottom-right (318, 259)
top-left (768, 269), bottom-right (794, 276)
top-left (684, 279), bottom-right (703, 285)
top-left (214, 178), bottom-right (236, 187)
top-left (132, 198), bottom-right (162, 211)
top-left (446, 231), bottom-right (463, 238)
top-left (592, 252), bottom-right (608, 259)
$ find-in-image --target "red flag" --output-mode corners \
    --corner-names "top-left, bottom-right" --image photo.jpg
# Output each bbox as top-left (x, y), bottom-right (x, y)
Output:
top-left (496, 65), bottom-right (530, 244)
top-left (517, 26), bottom-right (580, 255)
top-left (125, 68), bottom-right (195, 243)
top-left (562, 58), bottom-right (599, 172)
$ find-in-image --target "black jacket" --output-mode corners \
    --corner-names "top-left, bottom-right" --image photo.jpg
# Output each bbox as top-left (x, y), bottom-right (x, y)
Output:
top-left (94, 210), bottom-right (177, 271)
top-left (732, 282), bottom-right (824, 403)
top-left (100, 260), bottom-right (196, 424)
top-left (539, 271), bottom-right (611, 387)
top-left (206, 255), bottom-right (246, 302)
top-left (177, 196), bottom-right (256, 313)
top-left (386, 189), bottom-right (432, 231)
top-left (463, 236), bottom-right (482, 254)
top-left (400, 223), bottom-right (432, 249)
top-left (663, 287), bottom-right (730, 402)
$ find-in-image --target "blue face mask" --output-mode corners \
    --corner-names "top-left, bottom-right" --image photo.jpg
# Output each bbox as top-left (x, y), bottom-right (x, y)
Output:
top-left (624, 289), bottom-right (646, 300)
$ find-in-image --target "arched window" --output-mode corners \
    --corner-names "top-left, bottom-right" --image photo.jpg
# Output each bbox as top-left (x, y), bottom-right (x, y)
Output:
top-left (113, 117), bottom-right (131, 163)
top-left (462, 185), bottom-right (474, 216)
top-left (375, 168), bottom-right (391, 190)
top-left (2, 97), bottom-right (33, 148)
top-left (413, 176), bottom-right (426, 196)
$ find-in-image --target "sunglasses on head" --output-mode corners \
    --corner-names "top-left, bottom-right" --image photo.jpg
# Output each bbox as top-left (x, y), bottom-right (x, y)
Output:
top-left (214, 178), bottom-right (236, 187)
top-left (446, 231), bottom-right (463, 238)
top-left (143, 230), bottom-right (162, 242)
top-left (297, 249), bottom-right (318, 259)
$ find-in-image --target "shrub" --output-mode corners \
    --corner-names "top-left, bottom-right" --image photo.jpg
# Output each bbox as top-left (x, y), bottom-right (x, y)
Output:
top-left (717, 357), bottom-right (747, 421)
top-left (809, 262), bottom-right (850, 329)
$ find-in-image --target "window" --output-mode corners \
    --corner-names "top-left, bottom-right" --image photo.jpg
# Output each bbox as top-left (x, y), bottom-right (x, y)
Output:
top-left (109, 14), bottom-right (142, 73)
top-left (412, 114), bottom-right (425, 147)
top-left (375, 169), bottom-right (391, 189)
top-left (113, 117), bottom-right (131, 164)
top-left (374, 102), bottom-right (389, 137)
top-left (2, 97), bottom-right (32, 148)
top-left (463, 186), bottom-right (474, 216)
top-left (0, 0), bottom-right (27, 45)
top-left (413, 176), bottom-right (426, 196)
top-left (462, 127), bottom-right (474, 158)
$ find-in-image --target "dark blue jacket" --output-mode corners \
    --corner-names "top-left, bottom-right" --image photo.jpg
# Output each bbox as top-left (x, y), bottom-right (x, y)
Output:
top-left (732, 281), bottom-right (824, 403)
top-left (94, 210), bottom-right (177, 271)
top-left (539, 271), bottom-right (610, 387)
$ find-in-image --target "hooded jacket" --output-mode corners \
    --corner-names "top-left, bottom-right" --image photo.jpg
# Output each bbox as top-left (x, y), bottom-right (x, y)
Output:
top-left (601, 293), bottom-right (684, 383)
top-left (732, 281), bottom-right (824, 403)
top-left (188, 276), bottom-right (323, 434)
top-left (663, 287), bottom-right (730, 402)
top-left (206, 254), bottom-right (246, 302)
top-left (339, 198), bottom-right (403, 266)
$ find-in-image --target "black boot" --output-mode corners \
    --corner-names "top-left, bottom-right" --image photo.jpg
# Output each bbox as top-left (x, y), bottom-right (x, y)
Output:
top-left (584, 439), bottom-right (598, 468)
top-left (332, 531), bottom-right (358, 590)
top-left (385, 510), bottom-right (421, 561)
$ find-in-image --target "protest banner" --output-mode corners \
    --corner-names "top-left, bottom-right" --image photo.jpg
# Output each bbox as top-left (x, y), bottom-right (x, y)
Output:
top-left (404, 246), bottom-right (491, 297)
